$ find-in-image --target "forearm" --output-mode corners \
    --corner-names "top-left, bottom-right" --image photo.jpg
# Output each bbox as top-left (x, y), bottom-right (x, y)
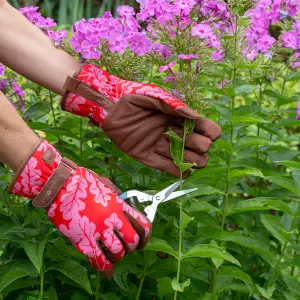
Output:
top-left (0, 91), bottom-right (39, 171)
top-left (0, 0), bottom-right (81, 95)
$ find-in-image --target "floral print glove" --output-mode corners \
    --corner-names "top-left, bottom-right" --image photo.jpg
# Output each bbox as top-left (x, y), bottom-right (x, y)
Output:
top-left (9, 138), bottom-right (151, 274)
top-left (61, 64), bottom-right (222, 177)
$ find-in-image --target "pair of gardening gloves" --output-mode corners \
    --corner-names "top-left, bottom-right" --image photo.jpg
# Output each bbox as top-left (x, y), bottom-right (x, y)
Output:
top-left (9, 64), bottom-right (221, 275)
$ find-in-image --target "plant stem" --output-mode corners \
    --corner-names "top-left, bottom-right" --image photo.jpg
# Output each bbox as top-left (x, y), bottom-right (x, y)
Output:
top-left (49, 91), bottom-right (58, 128)
top-left (40, 268), bottom-right (44, 300)
top-left (210, 266), bottom-right (217, 295)
top-left (95, 271), bottom-right (100, 300)
top-left (135, 263), bottom-right (147, 300)
top-left (174, 130), bottom-right (187, 300)
top-left (221, 19), bottom-right (238, 230)
top-left (49, 91), bottom-right (62, 144)
top-left (266, 203), bottom-right (300, 287)
top-left (79, 118), bottom-right (83, 162)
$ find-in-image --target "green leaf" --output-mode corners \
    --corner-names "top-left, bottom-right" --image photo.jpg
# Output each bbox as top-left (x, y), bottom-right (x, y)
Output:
top-left (234, 136), bottom-right (272, 151)
top-left (232, 115), bottom-right (269, 125)
top-left (196, 227), bottom-right (273, 261)
top-left (46, 238), bottom-right (70, 261)
top-left (113, 262), bottom-right (142, 293)
top-left (188, 185), bottom-right (225, 198)
top-left (265, 176), bottom-right (299, 195)
top-left (261, 214), bottom-right (286, 244)
top-left (45, 286), bottom-right (59, 300)
top-left (166, 129), bottom-right (183, 168)
top-left (171, 278), bottom-right (190, 292)
top-left (41, 127), bottom-right (79, 139)
top-left (263, 89), bottom-right (297, 106)
top-left (218, 266), bottom-right (254, 294)
top-left (157, 277), bottom-right (173, 298)
top-left (276, 161), bottom-right (300, 170)
top-left (179, 212), bottom-right (194, 230)
top-left (210, 240), bottom-right (223, 269)
top-left (234, 84), bottom-right (259, 95)
top-left (144, 238), bottom-right (178, 258)
top-left (255, 284), bottom-right (276, 299)
top-left (182, 244), bottom-right (241, 266)
top-left (179, 162), bottom-right (196, 173)
top-left (227, 198), bottom-right (293, 216)
top-left (229, 168), bottom-right (264, 181)
top-left (25, 240), bottom-right (46, 273)
top-left (291, 168), bottom-right (300, 193)
top-left (187, 201), bottom-right (221, 213)
top-left (47, 260), bottom-right (92, 293)
top-left (187, 166), bottom-right (227, 182)
top-left (289, 244), bottom-right (300, 253)
top-left (0, 270), bottom-right (28, 293)
top-left (213, 139), bottom-right (233, 153)
top-left (287, 72), bottom-right (300, 81)
top-left (283, 275), bottom-right (300, 296)
top-left (118, 162), bottom-right (139, 184)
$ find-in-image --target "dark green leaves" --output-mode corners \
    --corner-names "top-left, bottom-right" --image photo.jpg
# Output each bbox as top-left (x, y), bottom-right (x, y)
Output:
top-left (47, 260), bottom-right (92, 294)
top-left (182, 244), bottom-right (241, 266)
top-left (144, 238), bottom-right (178, 258)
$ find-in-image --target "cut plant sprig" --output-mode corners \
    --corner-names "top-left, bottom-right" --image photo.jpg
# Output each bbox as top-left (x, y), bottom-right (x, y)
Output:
top-left (166, 119), bottom-right (196, 300)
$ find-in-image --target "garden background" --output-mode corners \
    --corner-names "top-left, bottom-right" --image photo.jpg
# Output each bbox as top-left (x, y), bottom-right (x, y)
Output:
top-left (0, 0), bottom-right (300, 299)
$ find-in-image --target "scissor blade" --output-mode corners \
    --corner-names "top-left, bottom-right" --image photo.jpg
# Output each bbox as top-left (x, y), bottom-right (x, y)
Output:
top-left (162, 188), bottom-right (198, 202)
top-left (154, 180), bottom-right (185, 203)
top-left (119, 191), bottom-right (152, 202)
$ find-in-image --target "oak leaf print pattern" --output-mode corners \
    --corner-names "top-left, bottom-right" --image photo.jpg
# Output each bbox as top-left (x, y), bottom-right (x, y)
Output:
top-left (86, 170), bottom-right (113, 207)
top-left (59, 168), bottom-right (87, 220)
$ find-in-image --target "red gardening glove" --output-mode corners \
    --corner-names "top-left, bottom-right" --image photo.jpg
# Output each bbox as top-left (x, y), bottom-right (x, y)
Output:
top-left (9, 138), bottom-right (151, 274)
top-left (61, 64), bottom-right (221, 178)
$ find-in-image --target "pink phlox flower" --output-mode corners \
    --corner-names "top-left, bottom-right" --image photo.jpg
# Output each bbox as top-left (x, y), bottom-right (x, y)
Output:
top-left (81, 40), bottom-right (101, 60)
top-left (282, 31), bottom-right (298, 50)
top-left (242, 48), bottom-right (259, 61)
top-left (164, 76), bottom-right (175, 83)
top-left (178, 54), bottom-right (200, 60)
top-left (159, 61), bottom-right (176, 72)
top-left (296, 101), bottom-right (300, 120)
top-left (0, 64), bottom-right (5, 77)
top-left (174, 0), bottom-right (196, 14)
top-left (129, 33), bottom-right (152, 56)
top-left (208, 34), bottom-right (221, 49)
top-left (19, 6), bottom-right (39, 14)
top-left (211, 50), bottom-right (225, 61)
top-left (156, 3), bottom-right (178, 24)
top-left (191, 24), bottom-right (213, 38)
top-left (117, 5), bottom-right (136, 17)
top-left (218, 79), bottom-right (230, 88)
top-left (108, 33), bottom-right (129, 54)
top-left (292, 62), bottom-right (300, 69)
top-left (99, 17), bottom-right (123, 38)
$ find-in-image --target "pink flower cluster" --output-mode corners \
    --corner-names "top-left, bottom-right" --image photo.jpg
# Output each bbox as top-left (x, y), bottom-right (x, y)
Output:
top-left (70, 6), bottom-right (152, 59)
top-left (20, 6), bottom-right (68, 45)
top-left (297, 101), bottom-right (300, 120)
top-left (245, 0), bottom-right (300, 61)
top-left (0, 64), bottom-right (25, 111)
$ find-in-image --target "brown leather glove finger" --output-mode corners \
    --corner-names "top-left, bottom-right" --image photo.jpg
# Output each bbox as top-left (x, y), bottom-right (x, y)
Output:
top-left (171, 126), bottom-right (213, 153)
top-left (194, 118), bottom-right (222, 141)
top-left (184, 150), bottom-right (209, 168)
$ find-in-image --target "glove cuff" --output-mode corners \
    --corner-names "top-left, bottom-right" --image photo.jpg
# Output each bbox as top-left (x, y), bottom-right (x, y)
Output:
top-left (61, 64), bottom-right (116, 126)
top-left (8, 138), bottom-right (75, 209)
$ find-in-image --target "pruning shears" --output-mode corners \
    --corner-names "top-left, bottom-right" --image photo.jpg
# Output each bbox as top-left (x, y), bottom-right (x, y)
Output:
top-left (119, 180), bottom-right (197, 222)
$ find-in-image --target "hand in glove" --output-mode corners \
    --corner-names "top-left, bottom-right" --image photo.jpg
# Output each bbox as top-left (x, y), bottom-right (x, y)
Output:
top-left (9, 138), bottom-right (151, 275)
top-left (62, 64), bottom-right (221, 177)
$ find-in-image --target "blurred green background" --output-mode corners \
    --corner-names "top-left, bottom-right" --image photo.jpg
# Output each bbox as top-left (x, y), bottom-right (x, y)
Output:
top-left (9, 0), bottom-right (137, 24)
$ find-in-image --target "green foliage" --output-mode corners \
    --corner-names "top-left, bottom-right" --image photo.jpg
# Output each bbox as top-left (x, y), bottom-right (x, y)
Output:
top-left (2, 1), bottom-right (300, 300)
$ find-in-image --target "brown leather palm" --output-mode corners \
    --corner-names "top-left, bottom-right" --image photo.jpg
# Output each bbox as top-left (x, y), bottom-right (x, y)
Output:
top-left (101, 94), bottom-right (221, 178)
